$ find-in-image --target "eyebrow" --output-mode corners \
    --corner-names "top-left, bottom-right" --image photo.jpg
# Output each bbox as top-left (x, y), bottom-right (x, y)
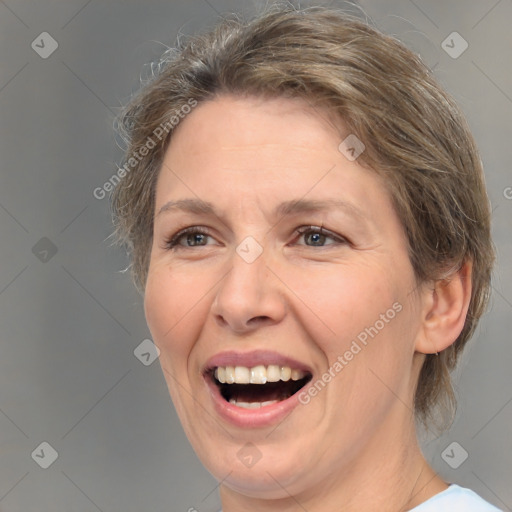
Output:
top-left (156, 197), bottom-right (367, 221)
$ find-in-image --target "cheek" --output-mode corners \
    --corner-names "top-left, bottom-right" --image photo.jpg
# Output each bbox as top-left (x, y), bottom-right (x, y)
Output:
top-left (144, 264), bottom-right (208, 366)
top-left (144, 263), bottom-right (215, 430)
top-left (294, 259), bottom-right (418, 412)
top-left (287, 262), bottom-right (401, 352)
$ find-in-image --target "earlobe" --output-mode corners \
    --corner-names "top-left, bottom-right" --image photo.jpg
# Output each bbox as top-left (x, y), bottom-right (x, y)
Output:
top-left (415, 260), bottom-right (473, 355)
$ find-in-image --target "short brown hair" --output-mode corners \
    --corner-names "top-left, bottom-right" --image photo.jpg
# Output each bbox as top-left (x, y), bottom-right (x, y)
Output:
top-left (111, 4), bottom-right (494, 428)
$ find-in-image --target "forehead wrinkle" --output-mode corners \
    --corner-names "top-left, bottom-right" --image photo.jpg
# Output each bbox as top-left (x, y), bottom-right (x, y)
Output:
top-left (156, 197), bottom-right (369, 225)
top-left (156, 198), bottom-right (216, 217)
top-left (273, 198), bottom-right (368, 222)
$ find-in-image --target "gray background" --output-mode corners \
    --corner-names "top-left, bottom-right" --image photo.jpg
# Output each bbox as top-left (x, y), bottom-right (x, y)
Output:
top-left (0, 0), bottom-right (510, 511)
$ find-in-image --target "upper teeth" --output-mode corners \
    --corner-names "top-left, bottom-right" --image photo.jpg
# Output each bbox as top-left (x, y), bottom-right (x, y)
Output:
top-left (214, 365), bottom-right (307, 385)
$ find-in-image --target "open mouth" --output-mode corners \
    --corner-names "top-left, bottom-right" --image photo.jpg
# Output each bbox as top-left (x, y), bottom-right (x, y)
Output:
top-left (209, 365), bottom-right (313, 409)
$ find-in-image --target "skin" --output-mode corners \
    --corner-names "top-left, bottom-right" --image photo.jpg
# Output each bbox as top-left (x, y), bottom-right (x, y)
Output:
top-left (144, 95), bottom-right (472, 512)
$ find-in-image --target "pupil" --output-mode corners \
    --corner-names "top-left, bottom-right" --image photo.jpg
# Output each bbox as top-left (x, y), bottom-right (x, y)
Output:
top-left (188, 233), bottom-right (205, 246)
top-left (308, 232), bottom-right (324, 246)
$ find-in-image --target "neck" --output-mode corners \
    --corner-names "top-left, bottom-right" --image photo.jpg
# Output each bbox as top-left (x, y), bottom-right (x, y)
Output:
top-left (219, 409), bottom-right (447, 512)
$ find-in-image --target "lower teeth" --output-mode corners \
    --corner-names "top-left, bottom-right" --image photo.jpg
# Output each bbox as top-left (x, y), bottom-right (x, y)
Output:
top-left (229, 399), bottom-right (279, 409)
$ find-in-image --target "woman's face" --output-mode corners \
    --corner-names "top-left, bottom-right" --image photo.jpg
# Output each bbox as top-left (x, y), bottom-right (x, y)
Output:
top-left (145, 95), bottom-right (426, 498)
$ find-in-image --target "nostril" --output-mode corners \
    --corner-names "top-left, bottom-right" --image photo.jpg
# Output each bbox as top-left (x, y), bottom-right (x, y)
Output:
top-left (248, 315), bottom-right (271, 325)
top-left (214, 315), bottom-right (228, 327)
top-left (214, 314), bottom-right (270, 332)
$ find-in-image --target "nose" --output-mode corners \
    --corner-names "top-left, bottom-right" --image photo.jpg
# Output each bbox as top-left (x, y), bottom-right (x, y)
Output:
top-left (210, 245), bottom-right (286, 334)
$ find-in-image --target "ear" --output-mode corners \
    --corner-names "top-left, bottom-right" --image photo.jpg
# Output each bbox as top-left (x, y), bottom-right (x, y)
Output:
top-left (415, 260), bottom-right (473, 355)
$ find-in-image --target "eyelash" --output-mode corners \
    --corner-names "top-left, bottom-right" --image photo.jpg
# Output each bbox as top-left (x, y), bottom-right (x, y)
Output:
top-left (163, 225), bottom-right (348, 250)
top-left (164, 226), bottom-right (211, 250)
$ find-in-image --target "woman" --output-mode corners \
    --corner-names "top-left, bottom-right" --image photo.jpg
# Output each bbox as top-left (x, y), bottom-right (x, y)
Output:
top-left (111, 5), bottom-right (500, 511)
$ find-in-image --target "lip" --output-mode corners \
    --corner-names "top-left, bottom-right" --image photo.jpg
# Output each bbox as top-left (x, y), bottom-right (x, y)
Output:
top-left (204, 372), bottom-right (311, 428)
top-left (202, 350), bottom-right (313, 428)
top-left (203, 349), bottom-right (313, 373)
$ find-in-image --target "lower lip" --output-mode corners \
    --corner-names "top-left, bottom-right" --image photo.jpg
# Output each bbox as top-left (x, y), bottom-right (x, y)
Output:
top-left (204, 375), bottom-right (307, 428)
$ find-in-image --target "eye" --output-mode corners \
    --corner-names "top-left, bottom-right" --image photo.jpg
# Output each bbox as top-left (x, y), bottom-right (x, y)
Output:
top-left (164, 226), bottom-right (216, 250)
top-left (293, 226), bottom-right (347, 247)
top-left (163, 225), bottom-right (347, 250)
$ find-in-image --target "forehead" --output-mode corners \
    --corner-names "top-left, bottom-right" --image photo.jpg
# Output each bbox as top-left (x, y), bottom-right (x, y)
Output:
top-left (154, 94), bottom-right (397, 228)
top-left (165, 94), bottom-right (344, 165)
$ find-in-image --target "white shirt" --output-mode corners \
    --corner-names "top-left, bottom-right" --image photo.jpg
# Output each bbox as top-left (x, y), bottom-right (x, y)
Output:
top-left (217, 484), bottom-right (503, 511)
top-left (410, 484), bottom-right (502, 511)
